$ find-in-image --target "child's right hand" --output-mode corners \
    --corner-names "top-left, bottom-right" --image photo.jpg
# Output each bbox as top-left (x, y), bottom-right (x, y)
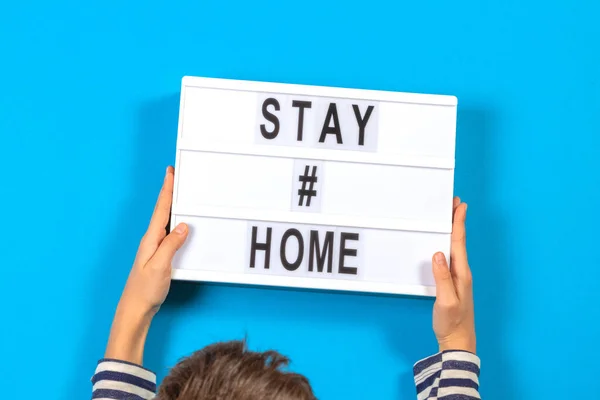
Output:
top-left (431, 197), bottom-right (476, 354)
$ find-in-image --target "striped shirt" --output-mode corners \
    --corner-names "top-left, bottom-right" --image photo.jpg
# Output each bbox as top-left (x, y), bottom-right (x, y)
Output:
top-left (413, 351), bottom-right (481, 399)
top-left (92, 351), bottom-right (480, 399)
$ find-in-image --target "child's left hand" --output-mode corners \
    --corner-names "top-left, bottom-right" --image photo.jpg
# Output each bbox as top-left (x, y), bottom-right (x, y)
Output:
top-left (120, 166), bottom-right (189, 318)
top-left (105, 166), bottom-right (188, 364)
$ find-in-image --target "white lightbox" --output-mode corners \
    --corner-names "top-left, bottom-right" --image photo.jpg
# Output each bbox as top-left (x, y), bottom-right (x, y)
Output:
top-left (170, 76), bottom-right (457, 297)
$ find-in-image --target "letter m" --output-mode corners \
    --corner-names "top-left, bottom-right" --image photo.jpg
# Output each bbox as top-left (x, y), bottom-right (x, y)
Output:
top-left (308, 230), bottom-right (334, 273)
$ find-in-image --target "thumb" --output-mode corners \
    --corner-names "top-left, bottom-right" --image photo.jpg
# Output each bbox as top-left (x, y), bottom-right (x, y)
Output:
top-left (148, 223), bottom-right (189, 270)
top-left (432, 252), bottom-right (458, 304)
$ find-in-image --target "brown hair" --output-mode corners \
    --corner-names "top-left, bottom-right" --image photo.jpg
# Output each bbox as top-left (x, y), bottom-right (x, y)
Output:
top-left (157, 340), bottom-right (316, 400)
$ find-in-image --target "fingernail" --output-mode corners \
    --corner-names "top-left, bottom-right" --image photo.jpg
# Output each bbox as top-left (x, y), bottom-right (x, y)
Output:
top-left (174, 223), bottom-right (187, 234)
top-left (435, 252), bottom-right (445, 265)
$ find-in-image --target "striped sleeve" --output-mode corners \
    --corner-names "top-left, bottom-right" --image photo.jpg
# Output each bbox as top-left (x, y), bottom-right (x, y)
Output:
top-left (413, 351), bottom-right (481, 400)
top-left (91, 359), bottom-right (156, 400)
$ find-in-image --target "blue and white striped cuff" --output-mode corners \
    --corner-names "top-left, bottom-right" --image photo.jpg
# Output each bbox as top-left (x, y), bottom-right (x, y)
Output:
top-left (92, 359), bottom-right (157, 400)
top-left (414, 351), bottom-right (481, 400)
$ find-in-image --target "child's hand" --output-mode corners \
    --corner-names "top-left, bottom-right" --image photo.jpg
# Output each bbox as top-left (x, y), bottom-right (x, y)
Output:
top-left (105, 167), bottom-right (188, 364)
top-left (431, 197), bottom-right (476, 354)
top-left (120, 166), bottom-right (189, 318)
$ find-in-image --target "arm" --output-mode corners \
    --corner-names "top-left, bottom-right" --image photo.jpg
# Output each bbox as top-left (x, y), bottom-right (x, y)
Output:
top-left (91, 166), bottom-right (189, 400)
top-left (413, 198), bottom-right (481, 399)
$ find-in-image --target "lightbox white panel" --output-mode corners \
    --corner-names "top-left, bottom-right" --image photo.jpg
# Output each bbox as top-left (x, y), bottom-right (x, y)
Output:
top-left (178, 88), bottom-right (455, 169)
top-left (175, 151), bottom-right (453, 230)
top-left (176, 152), bottom-right (294, 212)
top-left (172, 215), bottom-right (446, 289)
top-left (171, 76), bottom-right (458, 297)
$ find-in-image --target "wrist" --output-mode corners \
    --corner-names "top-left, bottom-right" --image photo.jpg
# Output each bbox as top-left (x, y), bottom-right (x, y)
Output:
top-left (118, 286), bottom-right (160, 321)
top-left (116, 295), bottom-right (157, 324)
top-left (115, 301), bottom-right (154, 331)
top-left (440, 342), bottom-right (477, 354)
top-left (438, 335), bottom-right (476, 354)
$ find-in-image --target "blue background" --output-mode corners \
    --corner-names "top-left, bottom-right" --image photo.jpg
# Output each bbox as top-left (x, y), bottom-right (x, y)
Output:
top-left (1, 1), bottom-right (598, 399)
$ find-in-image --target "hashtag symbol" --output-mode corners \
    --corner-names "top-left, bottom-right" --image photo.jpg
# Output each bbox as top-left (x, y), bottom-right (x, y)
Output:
top-left (298, 165), bottom-right (318, 207)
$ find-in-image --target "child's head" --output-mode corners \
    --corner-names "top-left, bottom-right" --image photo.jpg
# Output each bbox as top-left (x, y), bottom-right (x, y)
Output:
top-left (157, 340), bottom-right (316, 400)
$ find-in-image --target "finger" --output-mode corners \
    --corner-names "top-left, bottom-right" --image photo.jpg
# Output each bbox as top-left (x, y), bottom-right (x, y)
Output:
top-left (450, 202), bottom-right (471, 283)
top-left (147, 223), bottom-right (189, 270)
top-left (432, 252), bottom-right (458, 305)
top-left (147, 166), bottom-right (175, 243)
top-left (453, 196), bottom-right (461, 217)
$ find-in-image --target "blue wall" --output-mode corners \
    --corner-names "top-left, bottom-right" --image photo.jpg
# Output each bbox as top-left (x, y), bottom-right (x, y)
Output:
top-left (1, 1), bottom-right (598, 399)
